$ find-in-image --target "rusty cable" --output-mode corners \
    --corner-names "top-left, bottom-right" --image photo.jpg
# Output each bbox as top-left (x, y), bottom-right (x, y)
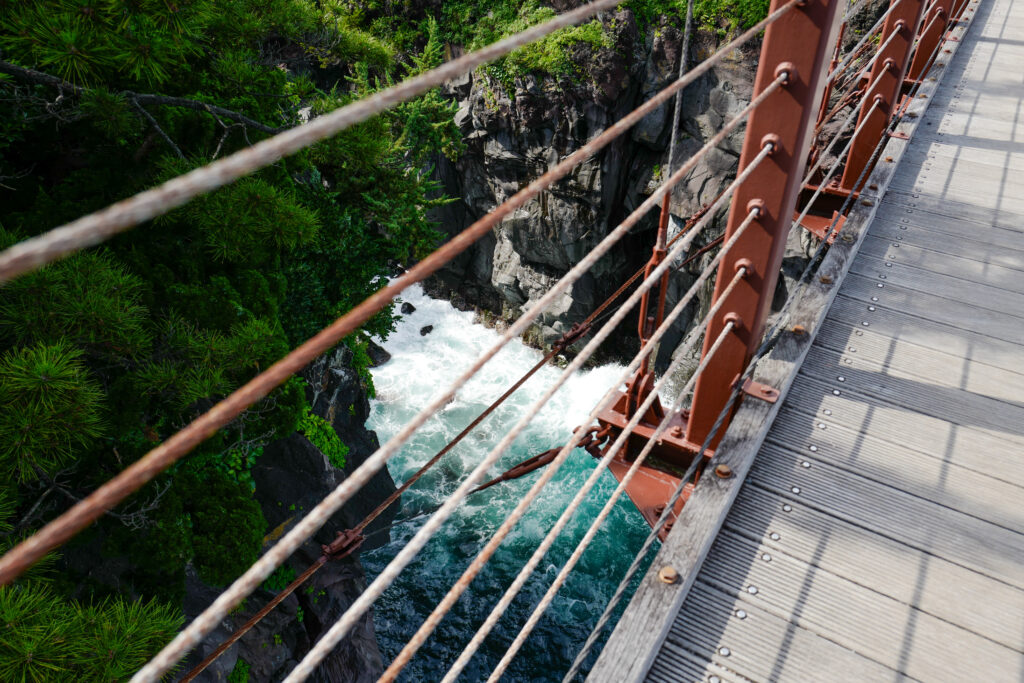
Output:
top-left (0, 2), bottom-right (805, 591)
top-left (170, 261), bottom-right (645, 680)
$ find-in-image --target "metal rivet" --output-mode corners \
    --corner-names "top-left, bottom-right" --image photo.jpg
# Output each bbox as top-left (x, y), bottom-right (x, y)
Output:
top-left (871, 296), bottom-right (878, 302)
top-left (855, 331), bottom-right (863, 336)
top-left (868, 306), bottom-right (876, 311)
top-left (880, 274), bottom-right (887, 279)
top-left (736, 609), bottom-right (748, 619)
top-left (782, 504), bottom-right (792, 512)
top-left (809, 445), bottom-right (818, 452)
top-left (791, 486), bottom-right (801, 494)
top-left (818, 422), bottom-right (827, 429)
top-left (848, 347), bottom-right (856, 352)
top-left (719, 647), bottom-right (731, 657)
top-left (845, 358), bottom-right (853, 364)
top-left (837, 376), bottom-right (845, 382)
top-left (823, 409), bottom-right (832, 415)
top-left (658, 566), bottom-right (680, 584)
top-left (833, 389), bottom-right (841, 395)
top-left (762, 553), bottom-right (772, 562)
top-left (710, 677), bottom-right (722, 683)
top-left (770, 532), bottom-right (781, 541)
top-left (885, 262), bottom-right (893, 267)
top-left (801, 461), bottom-right (811, 468)
top-left (877, 283), bottom-right (885, 288)
top-left (747, 585), bottom-right (759, 595)
top-left (715, 464), bottom-right (733, 479)
top-left (862, 321), bottom-right (870, 327)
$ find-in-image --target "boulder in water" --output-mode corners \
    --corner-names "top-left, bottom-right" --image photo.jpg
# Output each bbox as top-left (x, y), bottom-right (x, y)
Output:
top-left (400, 301), bottom-right (416, 315)
top-left (420, 325), bottom-right (434, 336)
top-left (366, 340), bottom-right (391, 367)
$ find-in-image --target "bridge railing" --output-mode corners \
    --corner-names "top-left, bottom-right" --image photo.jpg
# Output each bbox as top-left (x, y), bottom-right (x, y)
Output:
top-left (0, 0), bottom-right (970, 680)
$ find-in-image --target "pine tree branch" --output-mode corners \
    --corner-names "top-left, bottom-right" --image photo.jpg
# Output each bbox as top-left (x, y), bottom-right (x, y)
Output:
top-left (0, 59), bottom-right (283, 134)
top-left (130, 98), bottom-right (185, 159)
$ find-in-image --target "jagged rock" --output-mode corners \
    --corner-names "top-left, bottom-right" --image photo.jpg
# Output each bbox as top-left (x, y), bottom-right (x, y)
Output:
top-left (425, 14), bottom-right (762, 359)
top-left (185, 348), bottom-right (397, 682)
top-left (400, 301), bottom-right (416, 315)
top-left (366, 340), bottom-right (391, 367)
top-left (419, 325), bottom-right (433, 336)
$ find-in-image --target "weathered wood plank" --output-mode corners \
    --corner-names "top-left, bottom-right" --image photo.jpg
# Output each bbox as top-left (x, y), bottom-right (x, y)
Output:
top-left (826, 293), bottom-right (1024, 370)
top-left (693, 530), bottom-right (1023, 681)
top-left (865, 218), bottom-right (1024, 265)
top-left (723, 486), bottom-right (1024, 650)
top-left (749, 445), bottom-right (1024, 588)
top-left (858, 235), bottom-right (1024, 290)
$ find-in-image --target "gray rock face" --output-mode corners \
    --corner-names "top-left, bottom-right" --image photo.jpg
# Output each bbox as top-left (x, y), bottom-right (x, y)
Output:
top-left (185, 347), bottom-right (397, 681)
top-left (425, 12), bottom-right (763, 363)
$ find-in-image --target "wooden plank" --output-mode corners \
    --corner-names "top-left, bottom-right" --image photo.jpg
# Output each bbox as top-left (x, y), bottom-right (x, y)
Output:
top-left (764, 418), bottom-right (1024, 530)
top-left (880, 191), bottom-right (1024, 232)
top-left (590, 4), bottom-right (986, 680)
top-left (826, 294), bottom-right (1024, 371)
top-left (749, 445), bottom-right (1024, 588)
top-left (838, 273), bottom-right (1024, 345)
top-left (797, 344), bottom-right (1024, 444)
top-left (655, 583), bottom-right (904, 683)
top-left (849, 253), bottom-right (1024, 316)
top-left (724, 485), bottom-right (1024, 650)
top-left (812, 319), bottom-right (1024, 403)
top-left (695, 530), bottom-right (1023, 681)
top-left (873, 202), bottom-right (1024, 248)
top-left (780, 372), bottom-right (1024, 481)
top-left (866, 218), bottom-right (1024, 266)
top-left (859, 235), bottom-right (1024, 290)
top-left (897, 145), bottom-right (1024, 173)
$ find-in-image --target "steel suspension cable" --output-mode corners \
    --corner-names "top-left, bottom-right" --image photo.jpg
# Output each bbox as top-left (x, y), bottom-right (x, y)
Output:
top-left (563, 24), bottom-right (957, 676)
top-left (128, 67), bottom-right (786, 682)
top-left (391, 208), bottom-right (759, 683)
top-left (488, 317), bottom-right (741, 683)
top-left (828, 0), bottom-right (906, 81)
top-left (177, 243), bottom-right (653, 683)
top-left (440, 224), bottom-right (757, 683)
top-left (0, 0), bottom-right (803, 588)
top-left (286, 144), bottom-right (775, 683)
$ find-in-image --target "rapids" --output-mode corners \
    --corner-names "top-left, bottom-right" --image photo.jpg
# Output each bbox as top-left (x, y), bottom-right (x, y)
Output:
top-left (363, 285), bottom-right (653, 682)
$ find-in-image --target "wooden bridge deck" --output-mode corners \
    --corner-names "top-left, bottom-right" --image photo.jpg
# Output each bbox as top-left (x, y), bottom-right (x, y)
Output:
top-left (590, 0), bottom-right (1024, 680)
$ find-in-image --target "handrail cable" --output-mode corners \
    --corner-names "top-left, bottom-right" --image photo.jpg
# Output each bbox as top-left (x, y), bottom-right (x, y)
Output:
top-left (284, 145), bottom-right (776, 683)
top-left (563, 23), bottom-right (953, 676)
top-left (130, 65), bottom-right (786, 682)
top-left (0, 0), bottom-right (802, 588)
top-left (828, 0), bottom-right (905, 81)
top-left (664, 0), bottom-right (695, 192)
top-left (487, 320), bottom-right (740, 683)
top-left (385, 205), bottom-right (761, 682)
top-left (436, 238), bottom-right (756, 683)
top-left (178, 233), bottom-right (660, 683)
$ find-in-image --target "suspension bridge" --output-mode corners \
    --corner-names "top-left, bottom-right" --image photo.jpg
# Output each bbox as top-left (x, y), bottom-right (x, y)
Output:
top-left (0, 0), bottom-right (1020, 680)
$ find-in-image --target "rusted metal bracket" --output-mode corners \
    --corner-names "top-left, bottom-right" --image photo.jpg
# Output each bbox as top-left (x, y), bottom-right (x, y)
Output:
top-left (738, 377), bottom-right (780, 403)
top-left (888, 130), bottom-right (911, 139)
top-left (321, 528), bottom-right (365, 561)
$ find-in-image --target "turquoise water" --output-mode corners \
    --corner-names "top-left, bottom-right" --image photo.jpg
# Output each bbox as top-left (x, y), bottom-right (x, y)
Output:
top-left (363, 285), bottom-right (654, 682)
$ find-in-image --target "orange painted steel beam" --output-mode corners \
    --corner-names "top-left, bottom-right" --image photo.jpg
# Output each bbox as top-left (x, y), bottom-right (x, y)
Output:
top-left (685, 0), bottom-right (844, 450)
top-left (840, 0), bottom-right (927, 189)
top-left (909, 0), bottom-right (955, 82)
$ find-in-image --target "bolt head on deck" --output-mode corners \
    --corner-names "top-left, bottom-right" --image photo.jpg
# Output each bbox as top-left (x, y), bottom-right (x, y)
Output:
top-left (715, 464), bottom-right (733, 479)
top-left (658, 566), bottom-right (680, 584)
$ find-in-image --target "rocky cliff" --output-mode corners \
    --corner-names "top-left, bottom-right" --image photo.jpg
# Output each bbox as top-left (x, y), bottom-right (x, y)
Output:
top-left (425, 9), bottom-right (763, 370)
top-left (184, 348), bottom-right (397, 682)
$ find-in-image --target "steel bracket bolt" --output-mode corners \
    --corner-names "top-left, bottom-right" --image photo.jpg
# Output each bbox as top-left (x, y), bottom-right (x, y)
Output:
top-left (775, 61), bottom-right (796, 85)
top-left (658, 566), bottom-right (680, 584)
top-left (723, 312), bottom-right (744, 333)
top-left (746, 198), bottom-right (766, 219)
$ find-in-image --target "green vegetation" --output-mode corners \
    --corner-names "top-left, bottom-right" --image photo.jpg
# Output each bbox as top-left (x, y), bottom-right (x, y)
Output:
top-left (0, 0), bottom-right (459, 676)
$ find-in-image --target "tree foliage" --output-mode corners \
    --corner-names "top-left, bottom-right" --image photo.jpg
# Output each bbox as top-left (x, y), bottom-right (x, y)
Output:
top-left (0, 0), bottom-right (462, 672)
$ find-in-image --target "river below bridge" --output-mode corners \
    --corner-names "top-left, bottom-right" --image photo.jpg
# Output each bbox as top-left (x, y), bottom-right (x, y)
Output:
top-left (363, 284), bottom-right (652, 682)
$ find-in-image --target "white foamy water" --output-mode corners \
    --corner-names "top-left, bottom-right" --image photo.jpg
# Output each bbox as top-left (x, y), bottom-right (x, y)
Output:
top-left (363, 285), bottom-right (652, 682)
